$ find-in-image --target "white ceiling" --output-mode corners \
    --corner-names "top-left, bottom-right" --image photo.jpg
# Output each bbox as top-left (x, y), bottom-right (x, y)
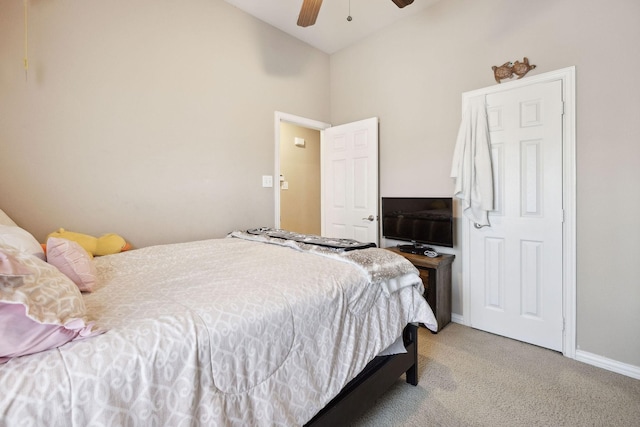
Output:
top-left (224, 0), bottom-right (439, 54)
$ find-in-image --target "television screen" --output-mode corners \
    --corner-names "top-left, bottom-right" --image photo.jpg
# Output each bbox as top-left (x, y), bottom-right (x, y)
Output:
top-left (381, 197), bottom-right (453, 248)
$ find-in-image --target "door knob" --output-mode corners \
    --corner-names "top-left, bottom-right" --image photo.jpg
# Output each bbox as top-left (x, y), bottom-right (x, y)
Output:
top-left (362, 215), bottom-right (375, 222)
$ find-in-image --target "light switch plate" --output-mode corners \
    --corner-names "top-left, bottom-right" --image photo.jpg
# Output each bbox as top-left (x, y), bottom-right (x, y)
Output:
top-left (262, 175), bottom-right (273, 187)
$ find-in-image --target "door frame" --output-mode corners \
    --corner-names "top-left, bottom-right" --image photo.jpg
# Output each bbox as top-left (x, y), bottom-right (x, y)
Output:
top-left (274, 112), bottom-right (331, 230)
top-left (459, 67), bottom-right (576, 358)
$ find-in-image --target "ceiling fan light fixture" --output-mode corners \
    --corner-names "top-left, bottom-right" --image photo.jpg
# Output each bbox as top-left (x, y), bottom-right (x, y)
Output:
top-left (297, 0), bottom-right (323, 27)
top-left (297, 0), bottom-right (412, 28)
top-left (391, 0), bottom-right (415, 8)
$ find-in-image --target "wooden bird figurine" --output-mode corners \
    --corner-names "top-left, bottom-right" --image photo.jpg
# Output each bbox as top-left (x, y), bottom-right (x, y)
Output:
top-left (512, 57), bottom-right (536, 79)
top-left (492, 62), bottom-right (513, 84)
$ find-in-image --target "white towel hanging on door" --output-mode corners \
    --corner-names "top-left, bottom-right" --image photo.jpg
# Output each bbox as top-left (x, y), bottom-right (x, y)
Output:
top-left (450, 95), bottom-right (494, 227)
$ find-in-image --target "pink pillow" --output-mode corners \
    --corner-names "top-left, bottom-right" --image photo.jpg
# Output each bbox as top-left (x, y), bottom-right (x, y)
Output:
top-left (0, 248), bottom-right (102, 364)
top-left (46, 237), bottom-right (97, 292)
top-left (0, 303), bottom-right (84, 363)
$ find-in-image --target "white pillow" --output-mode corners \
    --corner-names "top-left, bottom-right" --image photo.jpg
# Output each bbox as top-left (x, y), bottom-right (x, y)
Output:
top-left (0, 224), bottom-right (45, 260)
top-left (0, 250), bottom-right (33, 288)
top-left (0, 209), bottom-right (17, 227)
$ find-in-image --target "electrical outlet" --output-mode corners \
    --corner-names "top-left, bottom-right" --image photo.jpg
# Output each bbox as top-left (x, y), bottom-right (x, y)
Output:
top-left (262, 175), bottom-right (273, 187)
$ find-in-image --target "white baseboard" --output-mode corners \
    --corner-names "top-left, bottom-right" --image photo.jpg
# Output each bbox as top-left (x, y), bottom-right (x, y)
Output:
top-left (575, 350), bottom-right (640, 380)
top-left (450, 314), bottom-right (639, 380)
top-left (451, 313), bottom-right (465, 325)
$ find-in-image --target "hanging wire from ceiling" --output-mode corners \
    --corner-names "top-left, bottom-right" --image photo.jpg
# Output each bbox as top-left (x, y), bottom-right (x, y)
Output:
top-left (346, 0), bottom-right (352, 22)
top-left (23, 0), bottom-right (29, 81)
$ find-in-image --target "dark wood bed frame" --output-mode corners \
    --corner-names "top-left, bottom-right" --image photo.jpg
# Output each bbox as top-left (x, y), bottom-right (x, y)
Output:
top-left (305, 323), bottom-right (419, 426)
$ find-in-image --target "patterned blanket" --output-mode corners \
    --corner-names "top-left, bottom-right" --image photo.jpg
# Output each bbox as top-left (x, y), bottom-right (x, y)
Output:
top-left (229, 229), bottom-right (422, 296)
top-left (246, 227), bottom-right (377, 250)
top-left (0, 237), bottom-right (436, 426)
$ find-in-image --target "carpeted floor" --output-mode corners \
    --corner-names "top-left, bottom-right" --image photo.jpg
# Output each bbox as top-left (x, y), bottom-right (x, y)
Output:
top-left (350, 323), bottom-right (640, 427)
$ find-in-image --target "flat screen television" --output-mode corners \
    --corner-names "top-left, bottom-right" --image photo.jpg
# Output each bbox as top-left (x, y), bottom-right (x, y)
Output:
top-left (381, 197), bottom-right (454, 249)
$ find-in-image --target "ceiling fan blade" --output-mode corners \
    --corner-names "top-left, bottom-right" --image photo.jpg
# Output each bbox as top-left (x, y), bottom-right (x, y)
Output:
top-left (391, 0), bottom-right (414, 7)
top-left (297, 0), bottom-right (323, 27)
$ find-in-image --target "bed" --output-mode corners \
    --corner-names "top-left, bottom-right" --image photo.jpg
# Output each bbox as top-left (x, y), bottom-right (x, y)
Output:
top-left (0, 215), bottom-right (436, 426)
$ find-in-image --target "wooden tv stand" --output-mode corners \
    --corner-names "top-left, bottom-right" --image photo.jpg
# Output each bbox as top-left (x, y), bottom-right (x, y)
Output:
top-left (386, 247), bottom-right (455, 332)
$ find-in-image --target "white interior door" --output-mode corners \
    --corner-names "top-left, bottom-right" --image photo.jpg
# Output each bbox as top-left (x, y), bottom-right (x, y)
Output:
top-left (321, 117), bottom-right (379, 245)
top-left (468, 80), bottom-right (564, 351)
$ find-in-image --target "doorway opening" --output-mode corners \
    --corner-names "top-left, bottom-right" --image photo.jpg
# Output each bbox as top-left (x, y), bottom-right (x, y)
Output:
top-left (274, 112), bottom-right (330, 232)
top-left (279, 122), bottom-right (322, 235)
top-left (274, 113), bottom-right (380, 244)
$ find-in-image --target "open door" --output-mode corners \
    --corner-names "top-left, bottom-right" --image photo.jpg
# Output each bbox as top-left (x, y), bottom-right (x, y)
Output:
top-left (274, 113), bottom-right (379, 245)
top-left (321, 117), bottom-right (379, 245)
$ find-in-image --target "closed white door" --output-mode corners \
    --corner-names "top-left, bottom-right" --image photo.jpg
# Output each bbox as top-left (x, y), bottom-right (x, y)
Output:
top-left (321, 117), bottom-right (379, 245)
top-left (469, 80), bottom-right (564, 351)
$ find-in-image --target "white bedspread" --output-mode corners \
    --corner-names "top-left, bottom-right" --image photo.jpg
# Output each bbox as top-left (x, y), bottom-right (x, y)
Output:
top-left (0, 237), bottom-right (435, 426)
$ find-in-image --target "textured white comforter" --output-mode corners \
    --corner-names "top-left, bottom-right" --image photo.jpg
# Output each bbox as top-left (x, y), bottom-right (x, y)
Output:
top-left (0, 237), bottom-right (435, 426)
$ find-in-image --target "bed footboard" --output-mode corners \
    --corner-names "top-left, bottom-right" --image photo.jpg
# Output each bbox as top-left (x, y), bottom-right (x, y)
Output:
top-left (305, 323), bottom-right (419, 426)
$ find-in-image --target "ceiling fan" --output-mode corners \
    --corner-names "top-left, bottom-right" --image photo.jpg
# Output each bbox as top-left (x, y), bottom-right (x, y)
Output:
top-left (297, 0), bottom-right (415, 27)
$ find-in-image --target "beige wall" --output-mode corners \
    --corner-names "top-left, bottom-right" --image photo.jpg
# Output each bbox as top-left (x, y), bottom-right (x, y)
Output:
top-left (0, 0), bottom-right (330, 247)
top-left (279, 123), bottom-right (321, 235)
top-left (1, 0), bottom-right (638, 372)
top-left (330, 0), bottom-right (640, 367)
